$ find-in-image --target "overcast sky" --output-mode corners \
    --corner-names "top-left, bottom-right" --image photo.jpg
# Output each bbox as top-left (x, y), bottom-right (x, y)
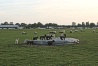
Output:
top-left (0, 0), bottom-right (98, 25)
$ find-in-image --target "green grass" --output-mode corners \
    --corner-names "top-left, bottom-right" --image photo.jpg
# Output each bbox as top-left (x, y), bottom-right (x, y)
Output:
top-left (0, 28), bottom-right (98, 66)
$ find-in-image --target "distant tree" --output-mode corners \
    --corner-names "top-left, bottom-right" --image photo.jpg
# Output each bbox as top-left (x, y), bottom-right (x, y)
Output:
top-left (4, 21), bottom-right (9, 25)
top-left (1, 23), bottom-right (4, 25)
top-left (89, 22), bottom-right (95, 28)
top-left (33, 23), bottom-right (37, 28)
top-left (52, 23), bottom-right (58, 27)
top-left (10, 22), bottom-right (14, 25)
top-left (77, 23), bottom-right (82, 27)
top-left (37, 22), bottom-right (43, 27)
top-left (86, 21), bottom-right (89, 27)
top-left (30, 24), bottom-right (34, 28)
top-left (21, 23), bottom-right (27, 28)
top-left (44, 23), bottom-right (58, 28)
top-left (82, 22), bottom-right (85, 27)
top-left (45, 23), bottom-right (49, 28)
top-left (48, 23), bottom-right (52, 27)
top-left (15, 23), bottom-right (21, 27)
top-left (26, 24), bottom-right (32, 29)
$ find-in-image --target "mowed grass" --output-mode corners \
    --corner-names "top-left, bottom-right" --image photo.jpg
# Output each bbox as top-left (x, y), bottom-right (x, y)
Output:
top-left (0, 29), bottom-right (98, 66)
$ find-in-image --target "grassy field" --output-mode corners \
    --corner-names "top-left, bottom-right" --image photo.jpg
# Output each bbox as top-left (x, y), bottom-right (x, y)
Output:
top-left (0, 28), bottom-right (98, 66)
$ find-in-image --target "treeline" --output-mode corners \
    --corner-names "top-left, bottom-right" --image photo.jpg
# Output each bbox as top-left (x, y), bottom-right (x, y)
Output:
top-left (1, 22), bottom-right (58, 29)
top-left (1, 21), bottom-right (98, 28)
top-left (77, 22), bottom-right (98, 28)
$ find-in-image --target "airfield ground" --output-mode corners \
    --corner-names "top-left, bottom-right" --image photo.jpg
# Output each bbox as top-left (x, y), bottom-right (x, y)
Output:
top-left (0, 28), bottom-right (98, 66)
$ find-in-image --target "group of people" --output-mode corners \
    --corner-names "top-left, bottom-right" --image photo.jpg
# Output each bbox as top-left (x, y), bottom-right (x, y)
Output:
top-left (33, 34), bottom-right (54, 40)
top-left (33, 33), bottom-right (66, 40)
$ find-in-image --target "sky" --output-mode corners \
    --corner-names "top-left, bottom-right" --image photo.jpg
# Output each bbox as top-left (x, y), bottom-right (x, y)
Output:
top-left (0, 0), bottom-right (98, 25)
